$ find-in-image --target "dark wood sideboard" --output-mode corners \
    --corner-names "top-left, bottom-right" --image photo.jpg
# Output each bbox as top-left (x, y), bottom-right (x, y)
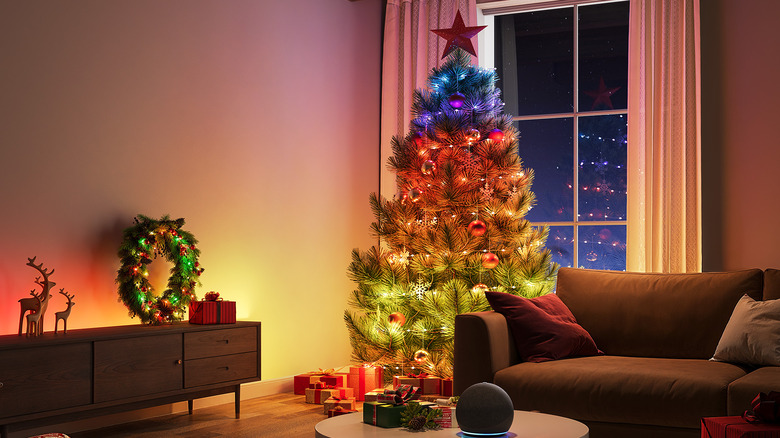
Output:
top-left (0, 321), bottom-right (261, 438)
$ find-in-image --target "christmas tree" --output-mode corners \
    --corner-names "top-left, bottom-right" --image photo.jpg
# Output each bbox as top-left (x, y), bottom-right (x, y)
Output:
top-left (345, 13), bottom-right (558, 379)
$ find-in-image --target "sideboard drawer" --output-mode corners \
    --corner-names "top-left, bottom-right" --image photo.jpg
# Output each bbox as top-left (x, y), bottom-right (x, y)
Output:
top-left (184, 327), bottom-right (257, 360)
top-left (94, 334), bottom-right (183, 403)
top-left (0, 343), bottom-right (91, 419)
top-left (184, 352), bottom-right (257, 388)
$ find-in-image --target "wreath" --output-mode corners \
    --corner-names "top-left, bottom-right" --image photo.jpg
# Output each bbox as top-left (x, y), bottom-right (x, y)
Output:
top-left (116, 215), bottom-right (204, 324)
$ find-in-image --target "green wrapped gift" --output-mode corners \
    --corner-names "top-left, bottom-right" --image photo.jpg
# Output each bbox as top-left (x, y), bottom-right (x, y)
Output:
top-left (363, 401), bottom-right (406, 428)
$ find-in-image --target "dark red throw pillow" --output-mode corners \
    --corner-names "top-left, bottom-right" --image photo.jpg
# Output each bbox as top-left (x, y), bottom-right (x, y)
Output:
top-left (485, 291), bottom-right (602, 363)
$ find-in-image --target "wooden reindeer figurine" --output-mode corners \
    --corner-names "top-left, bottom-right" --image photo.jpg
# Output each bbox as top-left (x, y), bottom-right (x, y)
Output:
top-left (55, 288), bottom-right (75, 334)
top-left (25, 290), bottom-right (46, 337)
top-left (17, 256), bottom-right (55, 336)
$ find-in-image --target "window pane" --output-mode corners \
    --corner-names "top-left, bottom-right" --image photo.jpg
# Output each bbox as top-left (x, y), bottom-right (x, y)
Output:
top-left (578, 225), bottom-right (626, 270)
top-left (547, 225), bottom-right (574, 268)
top-left (578, 2), bottom-right (629, 112)
top-left (495, 8), bottom-right (573, 116)
top-left (577, 114), bottom-right (627, 222)
top-left (515, 119), bottom-right (574, 222)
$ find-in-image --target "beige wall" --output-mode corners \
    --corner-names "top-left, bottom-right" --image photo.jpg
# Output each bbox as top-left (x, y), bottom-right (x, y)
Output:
top-left (0, 0), bottom-right (382, 381)
top-left (701, 0), bottom-right (780, 271)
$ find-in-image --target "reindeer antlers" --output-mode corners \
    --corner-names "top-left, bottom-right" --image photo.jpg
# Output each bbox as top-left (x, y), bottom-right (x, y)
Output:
top-left (58, 288), bottom-right (75, 302)
top-left (27, 256), bottom-right (55, 277)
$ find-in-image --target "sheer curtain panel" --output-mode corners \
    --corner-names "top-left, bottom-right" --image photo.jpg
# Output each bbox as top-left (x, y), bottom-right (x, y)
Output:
top-left (626, 0), bottom-right (702, 273)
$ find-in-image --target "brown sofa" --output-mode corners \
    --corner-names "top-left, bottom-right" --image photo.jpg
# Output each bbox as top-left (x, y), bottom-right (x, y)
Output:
top-left (454, 267), bottom-right (780, 438)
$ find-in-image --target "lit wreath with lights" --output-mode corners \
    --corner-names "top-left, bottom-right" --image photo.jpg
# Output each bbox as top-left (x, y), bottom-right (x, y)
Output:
top-left (116, 215), bottom-right (204, 324)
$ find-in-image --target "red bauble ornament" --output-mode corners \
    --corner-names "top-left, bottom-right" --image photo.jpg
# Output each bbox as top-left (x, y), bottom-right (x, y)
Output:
top-left (468, 220), bottom-right (487, 237)
top-left (411, 131), bottom-right (425, 146)
top-left (388, 312), bottom-right (406, 326)
top-left (448, 92), bottom-right (466, 108)
top-left (481, 252), bottom-right (499, 269)
top-left (488, 129), bottom-right (505, 142)
top-left (421, 160), bottom-right (437, 175)
top-left (409, 187), bottom-right (424, 202)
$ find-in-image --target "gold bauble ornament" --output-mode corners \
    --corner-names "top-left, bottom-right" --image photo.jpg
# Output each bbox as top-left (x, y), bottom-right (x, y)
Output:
top-left (414, 349), bottom-right (430, 363)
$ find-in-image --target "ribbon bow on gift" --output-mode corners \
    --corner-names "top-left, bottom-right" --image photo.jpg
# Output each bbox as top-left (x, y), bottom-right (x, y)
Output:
top-left (744, 391), bottom-right (780, 423)
top-left (406, 372), bottom-right (429, 378)
top-left (377, 385), bottom-right (422, 406)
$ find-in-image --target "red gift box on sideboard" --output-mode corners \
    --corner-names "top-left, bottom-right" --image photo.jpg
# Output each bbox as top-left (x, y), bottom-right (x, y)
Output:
top-left (189, 300), bottom-right (236, 324)
top-left (701, 416), bottom-right (780, 438)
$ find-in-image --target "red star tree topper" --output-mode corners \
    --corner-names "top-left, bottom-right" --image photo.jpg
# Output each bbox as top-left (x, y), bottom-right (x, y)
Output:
top-left (431, 10), bottom-right (487, 59)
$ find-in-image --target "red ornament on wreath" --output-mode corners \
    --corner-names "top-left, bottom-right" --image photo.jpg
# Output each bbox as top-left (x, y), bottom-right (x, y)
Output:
top-left (481, 252), bottom-right (499, 269)
top-left (488, 129), bottom-right (505, 142)
top-left (388, 312), bottom-right (406, 326)
top-left (468, 220), bottom-right (487, 236)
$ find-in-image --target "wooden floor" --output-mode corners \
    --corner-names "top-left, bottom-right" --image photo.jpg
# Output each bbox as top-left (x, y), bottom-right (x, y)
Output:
top-left (69, 392), bottom-right (348, 438)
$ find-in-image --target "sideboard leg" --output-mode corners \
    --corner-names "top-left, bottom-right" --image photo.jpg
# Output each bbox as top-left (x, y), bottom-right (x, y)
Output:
top-left (1, 424), bottom-right (8, 438)
top-left (235, 385), bottom-right (241, 419)
top-left (188, 399), bottom-right (194, 415)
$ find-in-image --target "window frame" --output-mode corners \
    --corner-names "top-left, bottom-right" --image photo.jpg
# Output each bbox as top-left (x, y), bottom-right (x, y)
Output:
top-left (477, 0), bottom-right (629, 269)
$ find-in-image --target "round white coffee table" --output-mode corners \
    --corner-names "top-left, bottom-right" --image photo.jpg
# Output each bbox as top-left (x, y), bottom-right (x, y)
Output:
top-left (315, 410), bottom-right (588, 438)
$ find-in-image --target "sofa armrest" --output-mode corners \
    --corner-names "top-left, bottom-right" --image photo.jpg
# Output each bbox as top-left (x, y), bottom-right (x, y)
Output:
top-left (453, 311), bottom-right (517, 395)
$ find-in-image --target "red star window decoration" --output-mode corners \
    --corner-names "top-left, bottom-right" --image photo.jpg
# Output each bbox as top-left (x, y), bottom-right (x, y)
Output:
top-left (584, 77), bottom-right (622, 110)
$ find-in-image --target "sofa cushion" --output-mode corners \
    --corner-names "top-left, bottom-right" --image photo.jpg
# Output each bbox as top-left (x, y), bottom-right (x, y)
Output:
top-left (727, 367), bottom-right (780, 415)
top-left (493, 355), bottom-right (747, 429)
top-left (764, 269), bottom-right (780, 300)
top-left (712, 294), bottom-right (780, 366)
top-left (485, 292), bottom-right (601, 363)
top-left (555, 268), bottom-right (764, 359)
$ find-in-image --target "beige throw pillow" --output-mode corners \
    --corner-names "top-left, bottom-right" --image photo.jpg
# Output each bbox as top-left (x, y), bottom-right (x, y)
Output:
top-left (711, 294), bottom-right (780, 366)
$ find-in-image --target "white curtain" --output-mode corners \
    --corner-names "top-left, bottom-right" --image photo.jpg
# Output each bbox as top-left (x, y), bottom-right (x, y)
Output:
top-left (626, 0), bottom-right (702, 273)
top-left (380, 0), bottom-right (478, 200)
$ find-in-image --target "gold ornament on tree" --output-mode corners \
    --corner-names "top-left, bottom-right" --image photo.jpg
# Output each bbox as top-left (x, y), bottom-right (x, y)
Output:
top-left (414, 349), bottom-right (430, 363)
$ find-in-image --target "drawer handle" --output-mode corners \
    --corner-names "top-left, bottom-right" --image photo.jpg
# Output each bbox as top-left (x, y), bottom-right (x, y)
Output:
top-left (218, 366), bottom-right (230, 371)
top-left (218, 339), bottom-right (229, 344)
top-left (0, 382), bottom-right (3, 389)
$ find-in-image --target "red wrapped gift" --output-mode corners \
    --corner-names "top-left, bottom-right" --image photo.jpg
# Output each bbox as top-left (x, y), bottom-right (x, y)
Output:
top-left (294, 373), bottom-right (321, 395)
top-left (702, 416), bottom-right (780, 438)
top-left (189, 300), bottom-right (236, 324)
top-left (441, 378), bottom-right (453, 396)
top-left (293, 370), bottom-right (348, 395)
top-left (432, 406), bottom-right (458, 428)
top-left (306, 387), bottom-right (340, 404)
top-left (392, 373), bottom-right (440, 394)
top-left (323, 396), bottom-right (357, 414)
top-left (348, 365), bottom-right (383, 401)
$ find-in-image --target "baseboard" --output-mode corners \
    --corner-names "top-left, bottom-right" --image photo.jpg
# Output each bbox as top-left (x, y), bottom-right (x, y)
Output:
top-left (10, 376), bottom-right (295, 438)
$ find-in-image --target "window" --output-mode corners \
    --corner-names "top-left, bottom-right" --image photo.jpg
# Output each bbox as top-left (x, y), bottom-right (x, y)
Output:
top-left (479, 0), bottom-right (629, 270)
